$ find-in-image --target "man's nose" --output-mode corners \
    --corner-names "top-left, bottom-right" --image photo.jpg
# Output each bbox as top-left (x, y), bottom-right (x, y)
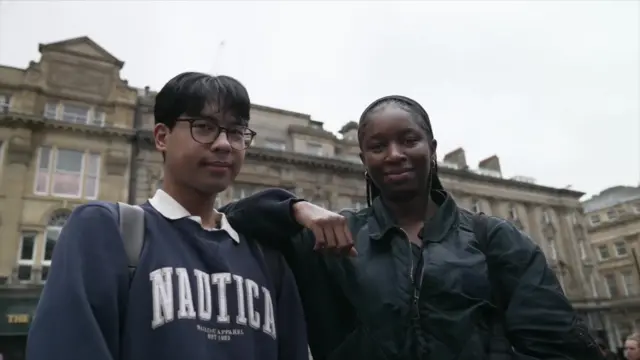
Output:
top-left (209, 131), bottom-right (232, 152)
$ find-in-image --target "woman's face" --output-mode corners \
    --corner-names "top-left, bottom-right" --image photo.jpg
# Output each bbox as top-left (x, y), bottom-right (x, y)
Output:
top-left (625, 339), bottom-right (640, 360)
top-left (359, 105), bottom-right (435, 203)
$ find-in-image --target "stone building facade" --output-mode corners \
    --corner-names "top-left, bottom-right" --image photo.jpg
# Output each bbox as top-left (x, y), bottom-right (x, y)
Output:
top-left (583, 186), bottom-right (640, 346)
top-left (0, 35), bottom-right (617, 355)
top-left (0, 36), bottom-right (137, 357)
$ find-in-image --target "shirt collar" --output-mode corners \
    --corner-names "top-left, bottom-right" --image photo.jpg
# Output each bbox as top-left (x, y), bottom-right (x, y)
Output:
top-left (148, 189), bottom-right (240, 243)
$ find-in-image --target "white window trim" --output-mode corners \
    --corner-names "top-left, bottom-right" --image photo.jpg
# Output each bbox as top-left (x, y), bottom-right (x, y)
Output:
top-left (41, 226), bottom-right (63, 268)
top-left (621, 271), bottom-right (635, 296)
top-left (0, 94), bottom-right (12, 113)
top-left (83, 153), bottom-right (101, 200)
top-left (16, 232), bottom-right (37, 283)
top-left (614, 241), bottom-right (628, 257)
top-left (44, 102), bottom-right (105, 127)
top-left (590, 273), bottom-right (599, 298)
top-left (597, 245), bottom-right (610, 261)
top-left (34, 147), bottom-right (101, 199)
top-left (604, 274), bottom-right (617, 297)
top-left (265, 140), bottom-right (286, 151)
top-left (306, 142), bottom-right (324, 156)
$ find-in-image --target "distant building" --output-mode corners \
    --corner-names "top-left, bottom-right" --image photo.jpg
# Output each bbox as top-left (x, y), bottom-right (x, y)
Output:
top-left (583, 185), bottom-right (640, 346)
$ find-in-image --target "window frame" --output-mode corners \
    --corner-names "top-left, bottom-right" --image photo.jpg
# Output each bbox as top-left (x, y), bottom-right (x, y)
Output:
top-left (34, 147), bottom-right (101, 199)
top-left (0, 94), bottom-right (11, 113)
top-left (614, 240), bottom-right (628, 257)
top-left (43, 102), bottom-right (106, 127)
top-left (508, 205), bottom-right (518, 220)
top-left (597, 244), bottom-right (611, 260)
top-left (306, 142), bottom-right (324, 156)
top-left (471, 199), bottom-right (481, 213)
top-left (16, 232), bottom-right (38, 283)
top-left (621, 270), bottom-right (636, 296)
top-left (604, 273), bottom-right (619, 297)
top-left (589, 214), bottom-right (601, 225)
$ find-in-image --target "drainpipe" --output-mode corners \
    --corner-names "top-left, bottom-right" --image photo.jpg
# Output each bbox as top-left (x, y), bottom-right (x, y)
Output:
top-left (127, 96), bottom-right (143, 204)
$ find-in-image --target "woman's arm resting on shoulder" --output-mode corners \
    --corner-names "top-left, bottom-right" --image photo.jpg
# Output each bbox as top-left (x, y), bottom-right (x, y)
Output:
top-left (221, 188), bottom-right (355, 255)
top-left (486, 220), bottom-right (603, 360)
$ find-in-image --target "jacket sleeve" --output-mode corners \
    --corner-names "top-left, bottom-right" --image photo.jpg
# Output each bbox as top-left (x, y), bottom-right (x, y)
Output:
top-left (27, 204), bottom-right (130, 360)
top-left (274, 256), bottom-right (310, 360)
top-left (219, 188), bottom-right (305, 240)
top-left (280, 229), bottom-right (358, 360)
top-left (485, 219), bottom-right (603, 360)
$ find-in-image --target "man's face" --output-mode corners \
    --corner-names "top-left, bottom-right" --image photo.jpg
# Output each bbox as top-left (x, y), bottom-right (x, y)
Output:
top-left (154, 103), bottom-right (252, 195)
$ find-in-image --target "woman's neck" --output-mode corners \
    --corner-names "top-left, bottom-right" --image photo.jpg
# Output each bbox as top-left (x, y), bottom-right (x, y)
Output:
top-left (162, 175), bottom-right (218, 228)
top-left (386, 193), bottom-right (438, 227)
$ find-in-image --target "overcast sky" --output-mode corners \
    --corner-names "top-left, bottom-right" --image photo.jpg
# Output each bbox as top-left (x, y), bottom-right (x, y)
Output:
top-left (0, 0), bottom-right (638, 197)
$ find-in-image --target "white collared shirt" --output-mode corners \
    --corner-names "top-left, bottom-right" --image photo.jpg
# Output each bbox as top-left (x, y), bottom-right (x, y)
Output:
top-left (148, 189), bottom-right (240, 243)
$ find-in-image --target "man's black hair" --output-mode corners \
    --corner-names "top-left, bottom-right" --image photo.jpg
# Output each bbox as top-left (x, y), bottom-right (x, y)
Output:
top-left (154, 72), bottom-right (251, 128)
top-left (357, 95), bottom-right (443, 206)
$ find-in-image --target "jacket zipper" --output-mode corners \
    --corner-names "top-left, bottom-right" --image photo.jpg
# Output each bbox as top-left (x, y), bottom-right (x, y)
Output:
top-left (401, 229), bottom-right (421, 319)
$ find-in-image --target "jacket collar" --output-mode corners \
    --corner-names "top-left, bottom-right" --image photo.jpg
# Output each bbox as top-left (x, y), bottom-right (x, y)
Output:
top-left (368, 190), bottom-right (458, 244)
top-left (149, 189), bottom-right (240, 243)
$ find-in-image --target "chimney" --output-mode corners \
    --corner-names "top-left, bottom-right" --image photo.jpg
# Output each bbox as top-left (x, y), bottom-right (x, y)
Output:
top-left (443, 148), bottom-right (468, 169)
top-left (478, 155), bottom-right (502, 175)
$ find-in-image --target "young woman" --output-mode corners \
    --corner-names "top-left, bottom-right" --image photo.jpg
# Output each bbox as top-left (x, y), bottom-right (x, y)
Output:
top-left (243, 95), bottom-right (604, 360)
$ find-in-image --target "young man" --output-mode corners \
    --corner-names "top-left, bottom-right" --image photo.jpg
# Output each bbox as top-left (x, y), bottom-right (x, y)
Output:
top-left (27, 72), bottom-right (346, 360)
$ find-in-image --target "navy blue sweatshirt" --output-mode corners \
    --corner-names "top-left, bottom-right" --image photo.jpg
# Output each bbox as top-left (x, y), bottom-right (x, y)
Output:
top-left (27, 189), bottom-right (307, 360)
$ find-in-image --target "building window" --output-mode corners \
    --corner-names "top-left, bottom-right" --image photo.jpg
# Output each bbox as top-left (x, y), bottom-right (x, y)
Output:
top-left (508, 205), bottom-right (518, 220)
top-left (589, 214), bottom-right (601, 225)
top-left (542, 210), bottom-right (552, 225)
top-left (590, 273), bottom-right (599, 298)
top-left (606, 209), bottom-right (618, 221)
top-left (306, 142), bottom-right (324, 156)
top-left (614, 241), bottom-right (628, 257)
top-left (353, 201), bottom-right (366, 211)
top-left (0, 94), bottom-right (11, 113)
top-left (471, 199), bottom-right (481, 213)
top-left (621, 271), bottom-right (636, 296)
top-left (0, 140), bottom-right (5, 179)
top-left (604, 273), bottom-right (619, 297)
top-left (264, 140), bottom-right (286, 151)
top-left (597, 245), bottom-right (611, 260)
top-left (43, 102), bottom-right (105, 126)
top-left (34, 147), bottom-right (101, 199)
top-left (633, 202), bottom-right (640, 214)
top-left (42, 210), bottom-right (70, 282)
top-left (16, 232), bottom-right (37, 282)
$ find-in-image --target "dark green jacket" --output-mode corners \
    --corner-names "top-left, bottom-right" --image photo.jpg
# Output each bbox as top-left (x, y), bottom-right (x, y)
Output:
top-left (228, 190), bottom-right (603, 360)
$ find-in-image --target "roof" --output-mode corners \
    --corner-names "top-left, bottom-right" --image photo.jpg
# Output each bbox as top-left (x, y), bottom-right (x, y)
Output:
top-left (38, 36), bottom-right (124, 68)
top-left (582, 185), bottom-right (640, 212)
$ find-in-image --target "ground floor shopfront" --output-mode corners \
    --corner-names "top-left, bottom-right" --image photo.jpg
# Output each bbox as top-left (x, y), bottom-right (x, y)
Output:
top-left (0, 288), bottom-right (40, 360)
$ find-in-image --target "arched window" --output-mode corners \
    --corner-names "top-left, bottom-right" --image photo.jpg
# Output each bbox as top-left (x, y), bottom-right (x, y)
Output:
top-left (42, 209), bottom-right (71, 280)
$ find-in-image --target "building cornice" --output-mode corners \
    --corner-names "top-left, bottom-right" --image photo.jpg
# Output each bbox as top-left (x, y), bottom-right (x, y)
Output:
top-left (586, 213), bottom-right (640, 234)
top-left (0, 113), bottom-right (135, 139)
top-left (135, 129), bottom-right (585, 199)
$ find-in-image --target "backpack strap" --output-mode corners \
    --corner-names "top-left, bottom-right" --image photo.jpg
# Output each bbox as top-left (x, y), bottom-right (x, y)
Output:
top-left (473, 213), bottom-right (512, 360)
top-left (256, 243), bottom-right (284, 301)
top-left (117, 202), bottom-right (145, 282)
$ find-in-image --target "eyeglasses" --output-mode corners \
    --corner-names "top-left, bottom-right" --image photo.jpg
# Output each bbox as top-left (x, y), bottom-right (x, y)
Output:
top-left (176, 117), bottom-right (256, 150)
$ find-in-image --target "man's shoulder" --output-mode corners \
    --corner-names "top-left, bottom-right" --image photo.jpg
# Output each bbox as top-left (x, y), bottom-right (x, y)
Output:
top-left (68, 201), bottom-right (121, 224)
